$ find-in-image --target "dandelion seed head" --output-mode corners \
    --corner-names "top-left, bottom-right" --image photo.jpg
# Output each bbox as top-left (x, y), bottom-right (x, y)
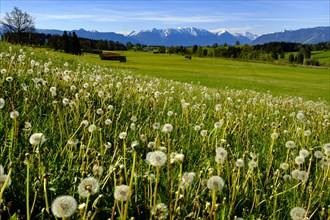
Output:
top-left (271, 132), bottom-right (279, 140)
top-left (96, 108), bottom-right (103, 114)
top-left (151, 203), bottom-right (169, 220)
top-left (314, 150), bottom-right (323, 158)
top-left (146, 151), bottom-right (167, 167)
top-left (280, 162), bottom-right (289, 170)
top-left (207, 176), bottom-right (224, 191)
top-left (194, 125), bottom-right (201, 131)
top-left (105, 119), bottom-right (112, 125)
top-left (92, 165), bottom-right (104, 176)
top-left (285, 141), bottom-right (296, 149)
top-left (0, 174), bottom-right (11, 188)
top-left (296, 112), bottom-right (305, 120)
top-left (78, 177), bottom-right (100, 197)
top-left (290, 207), bottom-right (306, 220)
top-left (161, 123), bottom-right (173, 133)
top-left (88, 124), bottom-right (97, 133)
top-left (283, 174), bottom-right (292, 182)
top-left (200, 130), bottom-right (208, 137)
top-left (153, 122), bottom-right (160, 130)
top-left (10, 110), bottom-right (19, 119)
top-left (299, 149), bottom-right (309, 158)
top-left (295, 156), bottom-right (305, 165)
top-left (291, 169), bottom-right (301, 180)
top-left (248, 160), bottom-right (258, 169)
top-left (51, 195), bottom-right (77, 218)
top-left (114, 184), bottom-right (130, 201)
top-left (235, 159), bottom-right (244, 167)
top-left (6, 77), bottom-right (13, 82)
top-left (29, 133), bottom-right (46, 145)
top-left (0, 98), bottom-right (5, 109)
top-left (81, 120), bottom-right (89, 128)
top-left (119, 132), bottom-right (127, 139)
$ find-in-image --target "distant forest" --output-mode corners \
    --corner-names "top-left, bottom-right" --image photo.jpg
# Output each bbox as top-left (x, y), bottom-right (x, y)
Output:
top-left (2, 31), bottom-right (329, 66)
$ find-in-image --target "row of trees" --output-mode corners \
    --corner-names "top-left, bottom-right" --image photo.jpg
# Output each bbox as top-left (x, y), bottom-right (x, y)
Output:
top-left (157, 42), bottom-right (329, 66)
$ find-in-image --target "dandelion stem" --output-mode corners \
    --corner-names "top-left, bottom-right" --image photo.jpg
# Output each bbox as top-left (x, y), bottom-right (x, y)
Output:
top-left (0, 167), bottom-right (12, 205)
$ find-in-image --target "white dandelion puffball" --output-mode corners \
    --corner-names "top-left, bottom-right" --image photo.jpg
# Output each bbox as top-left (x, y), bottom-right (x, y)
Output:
top-left (0, 98), bottom-right (5, 109)
top-left (29, 133), bottom-right (46, 145)
top-left (290, 207), bottom-right (306, 220)
top-left (285, 141), bottom-right (296, 149)
top-left (161, 123), bottom-right (173, 133)
top-left (77, 177), bottom-right (100, 197)
top-left (207, 176), bottom-right (224, 191)
top-left (10, 110), bottom-right (19, 119)
top-left (146, 151), bottom-right (167, 167)
top-left (114, 184), bottom-right (130, 201)
top-left (51, 195), bottom-right (77, 218)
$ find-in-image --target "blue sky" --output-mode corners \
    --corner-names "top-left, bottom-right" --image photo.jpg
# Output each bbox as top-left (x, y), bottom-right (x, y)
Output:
top-left (1, 0), bottom-right (329, 34)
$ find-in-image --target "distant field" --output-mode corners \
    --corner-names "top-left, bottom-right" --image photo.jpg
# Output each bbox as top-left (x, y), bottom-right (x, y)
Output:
top-left (87, 51), bottom-right (329, 103)
top-left (312, 50), bottom-right (330, 66)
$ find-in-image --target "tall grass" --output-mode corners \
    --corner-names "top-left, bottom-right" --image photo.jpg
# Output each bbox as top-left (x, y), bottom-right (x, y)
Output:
top-left (0, 42), bottom-right (329, 219)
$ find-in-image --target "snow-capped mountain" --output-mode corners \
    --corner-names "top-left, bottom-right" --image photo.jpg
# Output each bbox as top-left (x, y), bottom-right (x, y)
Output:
top-left (126, 27), bottom-right (218, 46)
top-left (1, 26), bottom-right (328, 46)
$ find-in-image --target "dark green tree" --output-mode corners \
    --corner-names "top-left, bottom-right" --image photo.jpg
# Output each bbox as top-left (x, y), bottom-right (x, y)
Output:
top-left (192, 45), bottom-right (198, 54)
top-left (296, 52), bottom-right (304, 64)
top-left (72, 31), bottom-right (82, 55)
top-left (1, 7), bottom-right (35, 43)
top-left (62, 31), bottom-right (70, 53)
top-left (288, 53), bottom-right (294, 63)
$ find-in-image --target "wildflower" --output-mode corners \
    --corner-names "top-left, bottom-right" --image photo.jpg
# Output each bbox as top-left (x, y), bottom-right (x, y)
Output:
top-left (323, 143), bottom-right (330, 156)
top-left (29, 133), bottom-right (46, 145)
top-left (291, 169), bottom-right (300, 180)
top-left (62, 98), bottom-right (70, 106)
top-left (131, 116), bottom-right (138, 122)
top-left (107, 105), bottom-right (114, 110)
top-left (96, 108), bottom-right (103, 114)
top-left (297, 171), bottom-right (308, 181)
top-left (271, 132), bottom-right (279, 139)
top-left (114, 184), bottom-right (130, 201)
top-left (194, 125), bottom-right (201, 131)
top-left (131, 141), bottom-right (139, 149)
top-left (50, 87), bottom-right (57, 96)
top-left (0, 174), bottom-right (12, 188)
top-left (314, 150), bottom-right (323, 159)
top-left (290, 207), bottom-right (306, 220)
top-left (130, 123), bottom-right (136, 130)
top-left (153, 122), bottom-right (160, 130)
top-left (167, 111), bottom-right (173, 116)
top-left (235, 159), bottom-right (244, 167)
top-left (6, 77), bottom-right (13, 82)
top-left (294, 156), bottom-right (305, 165)
top-left (119, 132), bottom-right (127, 139)
top-left (180, 172), bottom-right (195, 189)
top-left (0, 98), bottom-right (5, 109)
top-left (207, 176), bottom-right (224, 191)
top-left (283, 175), bottom-right (292, 182)
top-left (10, 110), bottom-right (19, 119)
top-left (248, 160), bottom-right (257, 169)
top-left (304, 130), bottom-right (311, 137)
top-left (280, 162), bottom-right (289, 170)
top-left (147, 142), bottom-right (156, 149)
top-left (104, 142), bottom-right (112, 149)
top-left (151, 203), bottom-right (169, 220)
top-left (88, 124), bottom-right (97, 133)
top-left (170, 152), bottom-right (184, 163)
top-left (299, 149), bottom-right (309, 158)
top-left (215, 104), bottom-right (222, 111)
top-left (285, 141), bottom-right (296, 149)
top-left (296, 112), bottom-right (305, 120)
top-left (161, 123), bottom-right (173, 133)
top-left (105, 119), bottom-right (112, 125)
top-left (214, 120), bottom-right (224, 129)
top-left (51, 195), bottom-right (77, 218)
top-left (146, 151), bottom-right (167, 167)
top-left (0, 69), bottom-right (6, 74)
top-left (78, 177), bottom-right (100, 197)
top-left (200, 130), bottom-right (208, 137)
top-left (92, 165), bottom-right (104, 176)
top-left (81, 120), bottom-right (89, 128)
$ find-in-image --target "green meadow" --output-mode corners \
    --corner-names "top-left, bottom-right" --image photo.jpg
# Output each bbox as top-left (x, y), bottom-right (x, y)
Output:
top-left (0, 42), bottom-right (329, 220)
top-left (78, 51), bottom-right (330, 103)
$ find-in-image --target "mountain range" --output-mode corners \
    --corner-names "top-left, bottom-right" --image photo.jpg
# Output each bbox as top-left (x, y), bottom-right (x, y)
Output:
top-left (1, 26), bottom-right (329, 46)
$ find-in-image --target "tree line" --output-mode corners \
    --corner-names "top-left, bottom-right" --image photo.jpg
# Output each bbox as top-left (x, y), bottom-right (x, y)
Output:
top-left (2, 31), bottom-right (128, 55)
top-left (156, 42), bottom-right (329, 66)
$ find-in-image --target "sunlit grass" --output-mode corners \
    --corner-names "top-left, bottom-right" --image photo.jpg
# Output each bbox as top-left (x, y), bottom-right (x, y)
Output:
top-left (0, 42), bottom-right (329, 219)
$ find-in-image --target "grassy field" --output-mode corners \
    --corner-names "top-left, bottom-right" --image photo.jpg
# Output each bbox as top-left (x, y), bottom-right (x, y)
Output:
top-left (77, 51), bottom-right (330, 103)
top-left (311, 50), bottom-right (330, 66)
top-left (0, 42), bottom-right (329, 220)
